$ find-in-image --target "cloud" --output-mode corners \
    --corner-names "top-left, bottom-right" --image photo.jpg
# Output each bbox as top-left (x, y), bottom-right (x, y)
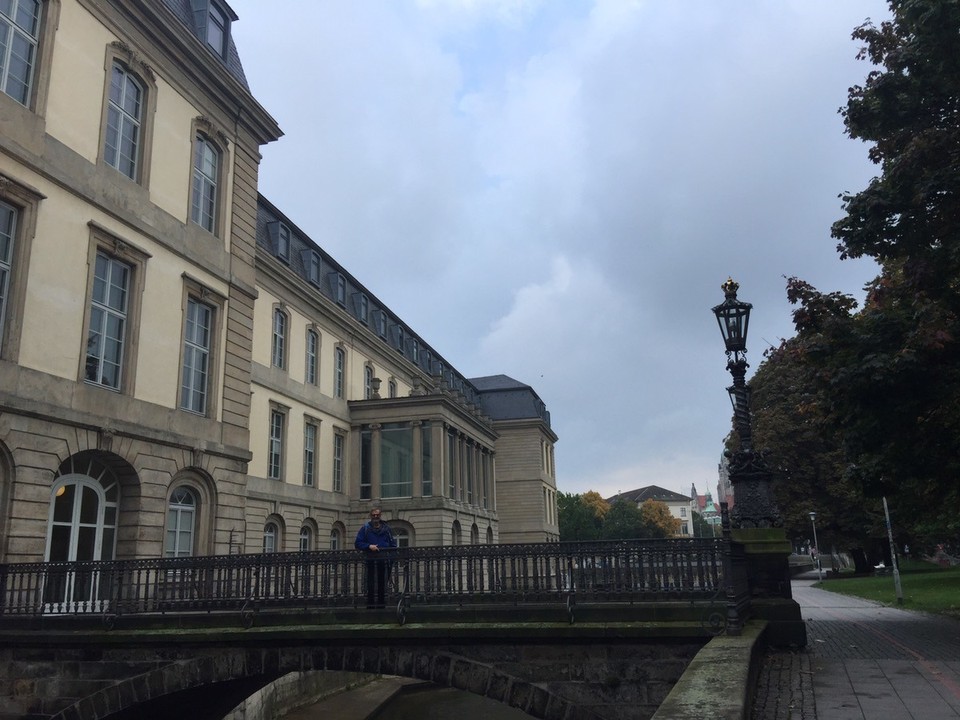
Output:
top-left (231, 0), bottom-right (890, 499)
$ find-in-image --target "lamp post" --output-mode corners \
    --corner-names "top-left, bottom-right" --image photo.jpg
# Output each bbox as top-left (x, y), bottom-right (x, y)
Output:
top-left (712, 279), bottom-right (781, 529)
top-left (809, 511), bottom-right (823, 581)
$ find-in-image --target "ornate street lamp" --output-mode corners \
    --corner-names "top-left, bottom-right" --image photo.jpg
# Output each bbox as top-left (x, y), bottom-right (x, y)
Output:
top-left (712, 279), bottom-right (781, 529)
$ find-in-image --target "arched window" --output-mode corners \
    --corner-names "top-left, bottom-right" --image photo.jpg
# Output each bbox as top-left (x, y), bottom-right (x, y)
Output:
top-left (333, 346), bottom-right (345, 398)
top-left (486, 526), bottom-right (494, 544)
top-left (470, 523), bottom-right (479, 545)
top-left (164, 486), bottom-right (197, 558)
top-left (330, 527), bottom-right (341, 550)
top-left (263, 521), bottom-right (278, 553)
top-left (191, 133), bottom-right (219, 233)
top-left (45, 456), bottom-right (120, 609)
top-left (299, 525), bottom-right (313, 552)
top-left (105, 63), bottom-right (143, 179)
top-left (305, 328), bottom-right (319, 385)
top-left (393, 527), bottom-right (409, 548)
top-left (451, 520), bottom-right (461, 546)
top-left (271, 308), bottom-right (287, 369)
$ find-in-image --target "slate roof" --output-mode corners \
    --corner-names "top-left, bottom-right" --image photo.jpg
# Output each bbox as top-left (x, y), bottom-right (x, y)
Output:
top-left (160, 0), bottom-right (249, 88)
top-left (470, 375), bottom-right (551, 427)
top-left (607, 485), bottom-right (692, 505)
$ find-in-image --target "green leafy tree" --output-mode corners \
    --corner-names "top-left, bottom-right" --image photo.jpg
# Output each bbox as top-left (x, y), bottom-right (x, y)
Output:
top-left (751, 1), bottom-right (960, 550)
top-left (600, 500), bottom-right (645, 540)
top-left (558, 492), bottom-right (602, 541)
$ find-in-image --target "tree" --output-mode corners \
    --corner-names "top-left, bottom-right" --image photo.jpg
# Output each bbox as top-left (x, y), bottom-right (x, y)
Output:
top-left (558, 492), bottom-right (603, 541)
top-left (600, 500), bottom-right (645, 540)
top-left (581, 490), bottom-right (610, 520)
top-left (750, 1), bottom-right (960, 550)
top-left (833, 0), bottom-right (960, 301)
top-left (638, 500), bottom-right (682, 538)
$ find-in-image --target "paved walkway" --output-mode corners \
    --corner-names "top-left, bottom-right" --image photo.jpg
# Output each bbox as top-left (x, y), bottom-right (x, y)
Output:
top-left (753, 574), bottom-right (960, 719)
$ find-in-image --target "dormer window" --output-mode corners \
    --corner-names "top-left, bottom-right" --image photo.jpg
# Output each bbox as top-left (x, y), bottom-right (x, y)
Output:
top-left (336, 273), bottom-right (346, 305)
top-left (396, 326), bottom-right (405, 352)
top-left (411, 340), bottom-right (419, 364)
top-left (268, 221), bottom-right (290, 262)
top-left (307, 251), bottom-right (320, 285)
top-left (207, 2), bottom-right (229, 57)
top-left (359, 294), bottom-right (368, 324)
top-left (376, 312), bottom-right (386, 338)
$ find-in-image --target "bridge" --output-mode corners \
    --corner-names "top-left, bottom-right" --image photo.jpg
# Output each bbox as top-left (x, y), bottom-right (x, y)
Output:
top-left (0, 538), bottom-right (743, 720)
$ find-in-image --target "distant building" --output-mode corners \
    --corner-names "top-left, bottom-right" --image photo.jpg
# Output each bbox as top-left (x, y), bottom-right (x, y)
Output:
top-left (606, 485), bottom-right (692, 537)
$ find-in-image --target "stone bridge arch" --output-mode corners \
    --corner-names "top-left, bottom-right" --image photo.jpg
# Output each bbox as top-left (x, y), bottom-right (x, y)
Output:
top-left (45, 642), bottom-right (607, 720)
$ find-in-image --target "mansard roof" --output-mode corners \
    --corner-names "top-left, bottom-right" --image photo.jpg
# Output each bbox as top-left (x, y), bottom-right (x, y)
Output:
top-left (470, 374), bottom-right (552, 428)
top-left (161, 0), bottom-right (249, 88)
top-left (254, 194), bottom-right (487, 408)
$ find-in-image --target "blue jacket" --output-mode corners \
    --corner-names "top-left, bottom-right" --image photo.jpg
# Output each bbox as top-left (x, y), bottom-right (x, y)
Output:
top-left (355, 521), bottom-right (397, 551)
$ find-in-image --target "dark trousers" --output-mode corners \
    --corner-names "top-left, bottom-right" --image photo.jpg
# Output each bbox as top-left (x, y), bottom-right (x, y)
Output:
top-left (365, 558), bottom-right (389, 608)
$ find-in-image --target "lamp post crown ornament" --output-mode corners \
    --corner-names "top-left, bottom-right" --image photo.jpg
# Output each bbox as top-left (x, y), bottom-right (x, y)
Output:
top-left (721, 277), bottom-right (739, 297)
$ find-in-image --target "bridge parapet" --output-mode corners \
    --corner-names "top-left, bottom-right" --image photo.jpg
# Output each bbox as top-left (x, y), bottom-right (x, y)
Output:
top-left (0, 538), bottom-right (727, 626)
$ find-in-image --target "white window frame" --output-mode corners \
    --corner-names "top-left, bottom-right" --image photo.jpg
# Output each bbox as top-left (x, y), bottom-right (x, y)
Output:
top-left (0, 0), bottom-right (41, 106)
top-left (267, 407), bottom-right (285, 480)
top-left (190, 133), bottom-right (219, 233)
top-left (180, 296), bottom-right (212, 414)
top-left (303, 420), bottom-right (317, 487)
top-left (165, 486), bottom-right (197, 558)
top-left (332, 433), bottom-right (344, 493)
top-left (333, 345), bottom-right (345, 398)
top-left (305, 328), bottom-right (318, 385)
top-left (271, 307), bottom-right (286, 369)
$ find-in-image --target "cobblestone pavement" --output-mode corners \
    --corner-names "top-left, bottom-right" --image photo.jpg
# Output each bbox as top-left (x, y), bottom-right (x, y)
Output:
top-left (752, 576), bottom-right (960, 719)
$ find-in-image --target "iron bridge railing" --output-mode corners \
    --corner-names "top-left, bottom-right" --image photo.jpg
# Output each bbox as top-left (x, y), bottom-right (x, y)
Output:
top-left (0, 538), bottom-right (725, 624)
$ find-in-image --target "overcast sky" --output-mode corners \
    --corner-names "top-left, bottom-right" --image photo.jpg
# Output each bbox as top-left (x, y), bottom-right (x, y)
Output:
top-left (230, 0), bottom-right (889, 501)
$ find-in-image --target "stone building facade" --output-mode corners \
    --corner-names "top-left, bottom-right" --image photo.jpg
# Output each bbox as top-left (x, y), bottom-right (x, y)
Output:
top-left (0, 0), bottom-right (557, 578)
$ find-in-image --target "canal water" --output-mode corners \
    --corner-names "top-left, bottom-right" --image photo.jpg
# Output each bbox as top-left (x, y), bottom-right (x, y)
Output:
top-left (369, 683), bottom-right (533, 720)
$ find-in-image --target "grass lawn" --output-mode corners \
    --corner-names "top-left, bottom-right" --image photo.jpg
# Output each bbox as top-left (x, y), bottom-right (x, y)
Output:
top-left (817, 559), bottom-right (960, 620)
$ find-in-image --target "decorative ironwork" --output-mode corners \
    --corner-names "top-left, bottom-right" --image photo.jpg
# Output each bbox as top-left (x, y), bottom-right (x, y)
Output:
top-left (713, 279), bottom-right (782, 529)
top-left (0, 539), bottom-right (725, 623)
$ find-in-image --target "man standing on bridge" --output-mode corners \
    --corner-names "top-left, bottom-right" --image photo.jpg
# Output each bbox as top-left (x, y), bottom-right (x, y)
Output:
top-left (355, 508), bottom-right (397, 608)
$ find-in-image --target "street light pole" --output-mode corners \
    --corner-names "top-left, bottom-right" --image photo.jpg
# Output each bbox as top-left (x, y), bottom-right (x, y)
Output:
top-left (712, 279), bottom-right (781, 529)
top-left (809, 511), bottom-right (823, 581)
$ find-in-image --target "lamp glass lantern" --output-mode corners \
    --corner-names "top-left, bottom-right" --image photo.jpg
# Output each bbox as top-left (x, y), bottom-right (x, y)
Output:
top-left (712, 278), bottom-right (752, 354)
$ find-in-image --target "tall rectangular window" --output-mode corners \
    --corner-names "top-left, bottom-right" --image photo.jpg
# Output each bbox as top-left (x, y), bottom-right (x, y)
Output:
top-left (206, 2), bottom-right (228, 57)
top-left (380, 423), bottom-right (412, 498)
top-left (332, 433), bottom-right (344, 493)
top-left (360, 429), bottom-right (371, 499)
top-left (364, 365), bottom-right (373, 399)
top-left (307, 251), bottom-right (320, 285)
top-left (333, 346), bottom-right (344, 398)
top-left (0, 0), bottom-right (40, 106)
top-left (181, 297), bottom-right (212, 414)
top-left (271, 308), bottom-right (286, 368)
top-left (191, 134), bottom-right (218, 233)
top-left (277, 224), bottom-right (290, 261)
top-left (447, 430), bottom-right (457, 499)
top-left (268, 409), bottom-right (285, 480)
top-left (335, 273), bottom-right (346, 305)
top-left (465, 445), bottom-right (474, 504)
top-left (85, 252), bottom-right (130, 390)
top-left (359, 294), bottom-right (368, 324)
top-left (0, 201), bottom-right (17, 352)
top-left (303, 421), bottom-right (317, 487)
top-left (105, 63), bottom-right (142, 179)
top-left (421, 422), bottom-right (432, 497)
top-left (305, 328), bottom-right (318, 385)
